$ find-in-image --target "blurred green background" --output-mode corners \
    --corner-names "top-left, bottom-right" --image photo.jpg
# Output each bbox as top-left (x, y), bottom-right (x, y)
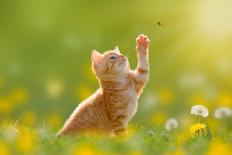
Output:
top-left (1, 0), bottom-right (232, 155)
top-left (0, 0), bottom-right (232, 130)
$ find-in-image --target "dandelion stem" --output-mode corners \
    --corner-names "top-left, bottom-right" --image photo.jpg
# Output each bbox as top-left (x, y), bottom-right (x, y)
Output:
top-left (202, 129), bottom-right (205, 136)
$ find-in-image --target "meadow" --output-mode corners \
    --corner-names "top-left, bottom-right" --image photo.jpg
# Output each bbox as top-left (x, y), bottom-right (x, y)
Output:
top-left (0, 0), bottom-right (232, 154)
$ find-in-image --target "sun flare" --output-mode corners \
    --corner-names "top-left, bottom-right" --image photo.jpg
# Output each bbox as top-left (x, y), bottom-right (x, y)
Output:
top-left (194, 0), bottom-right (232, 40)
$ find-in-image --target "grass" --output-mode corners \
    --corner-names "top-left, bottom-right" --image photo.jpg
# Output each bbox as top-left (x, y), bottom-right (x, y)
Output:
top-left (1, 122), bottom-right (231, 155)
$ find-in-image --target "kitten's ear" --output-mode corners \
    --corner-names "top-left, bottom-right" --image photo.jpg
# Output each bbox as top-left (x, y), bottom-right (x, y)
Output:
top-left (91, 50), bottom-right (102, 66)
top-left (114, 46), bottom-right (120, 53)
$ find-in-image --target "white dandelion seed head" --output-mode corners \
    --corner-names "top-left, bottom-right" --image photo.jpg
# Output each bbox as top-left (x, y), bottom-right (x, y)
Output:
top-left (165, 118), bottom-right (178, 131)
top-left (46, 79), bottom-right (64, 98)
top-left (214, 107), bottom-right (232, 119)
top-left (191, 105), bottom-right (209, 118)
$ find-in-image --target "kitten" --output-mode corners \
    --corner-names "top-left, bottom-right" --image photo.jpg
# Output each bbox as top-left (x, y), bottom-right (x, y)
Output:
top-left (57, 34), bottom-right (150, 136)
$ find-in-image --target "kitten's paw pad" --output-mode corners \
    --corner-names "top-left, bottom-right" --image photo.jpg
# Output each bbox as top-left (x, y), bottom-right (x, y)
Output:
top-left (136, 34), bottom-right (150, 49)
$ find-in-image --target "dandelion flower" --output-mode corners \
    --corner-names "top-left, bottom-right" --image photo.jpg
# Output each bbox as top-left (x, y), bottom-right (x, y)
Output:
top-left (0, 141), bottom-right (10, 155)
top-left (214, 107), bottom-right (232, 119)
top-left (16, 128), bottom-right (37, 153)
top-left (165, 118), bottom-right (178, 131)
top-left (190, 123), bottom-right (206, 134)
top-left (191, 105), bottom-right (209, 118)
top-left (72, 145), bottom-right (96, 155)
top-left (207, 141), bottom-right (232, 155)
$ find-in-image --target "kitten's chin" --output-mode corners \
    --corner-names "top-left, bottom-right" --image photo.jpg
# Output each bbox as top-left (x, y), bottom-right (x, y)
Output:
top-left (118, 68), bottom-right (130, 76)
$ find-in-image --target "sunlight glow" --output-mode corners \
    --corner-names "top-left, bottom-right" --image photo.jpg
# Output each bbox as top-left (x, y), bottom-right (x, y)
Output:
top-left (194, 0), bottom-right (232, 40)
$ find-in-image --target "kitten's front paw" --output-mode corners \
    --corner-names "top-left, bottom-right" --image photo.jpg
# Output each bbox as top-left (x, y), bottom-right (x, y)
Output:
top-left (136, 34), bottom-right (150, 51)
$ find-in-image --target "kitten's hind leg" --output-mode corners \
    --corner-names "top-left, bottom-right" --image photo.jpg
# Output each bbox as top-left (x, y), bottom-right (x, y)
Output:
top-left (114, 127), bottom-right (127, 136)
top-left (56, 118), bottom-right (81, 136)
top-left (56, 126), bottom-right (77, 137)
top-left (111, 114), bottom-right (128, 136)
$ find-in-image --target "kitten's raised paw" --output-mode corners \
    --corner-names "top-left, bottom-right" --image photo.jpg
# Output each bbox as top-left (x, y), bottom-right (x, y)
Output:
top-left (136, 34), bottom-right (150, 50)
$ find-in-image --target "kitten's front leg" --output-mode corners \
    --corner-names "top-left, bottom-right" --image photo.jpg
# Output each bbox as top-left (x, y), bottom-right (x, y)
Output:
top-left (133, 34), bottom-right (150, 94)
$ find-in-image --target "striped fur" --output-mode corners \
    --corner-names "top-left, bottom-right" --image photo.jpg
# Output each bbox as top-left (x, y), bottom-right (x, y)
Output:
top-left (57, 34), bottom-right (150, 136)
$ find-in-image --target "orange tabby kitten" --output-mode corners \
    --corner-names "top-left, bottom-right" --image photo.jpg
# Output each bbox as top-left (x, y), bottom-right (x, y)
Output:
top-left (57, 34), bottom-right (150, 136)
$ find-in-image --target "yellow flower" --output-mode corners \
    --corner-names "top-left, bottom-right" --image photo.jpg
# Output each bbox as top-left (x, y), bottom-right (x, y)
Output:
top-left (16, 128), bottom-right (37, 153)
top-left (128, 151), bottom-right (144, 155)
top-left (72, 145), bottom-right (97, 155)
top-left (0, 141), bottom-right (10, 155)
top-left (217, 94), bottom-right (232, 106)
top-left (207, 141), bottom-right (232, 155)
top-left (165, 149), bottom-right (185, 155)
top-left (10, 88), bottom-right (28, 104)
top-left (190, 123), bottom-right (206, 134)
top-left (0, 96), bottom-right (13, 113)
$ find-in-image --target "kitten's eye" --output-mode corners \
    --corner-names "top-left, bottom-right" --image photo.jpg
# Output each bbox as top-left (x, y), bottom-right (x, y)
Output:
top-left (109, 56), bottom-right (116, 60)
